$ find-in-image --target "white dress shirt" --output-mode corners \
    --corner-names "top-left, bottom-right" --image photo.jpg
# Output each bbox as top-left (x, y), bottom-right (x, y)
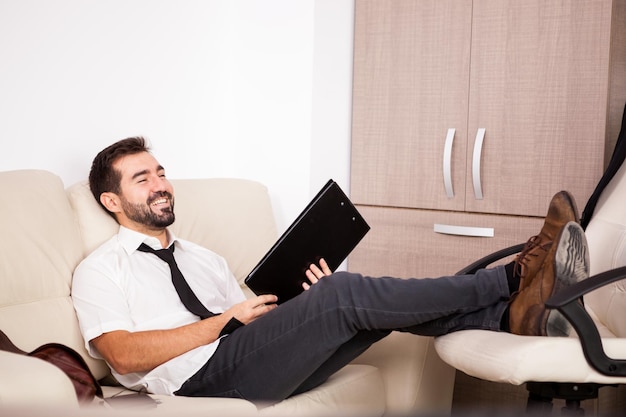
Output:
top-left (71, 226), bottom-right (246, 395)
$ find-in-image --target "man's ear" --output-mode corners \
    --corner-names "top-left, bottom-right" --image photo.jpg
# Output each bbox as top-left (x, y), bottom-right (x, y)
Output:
top-left (100, 192), bottom-right (122, 214)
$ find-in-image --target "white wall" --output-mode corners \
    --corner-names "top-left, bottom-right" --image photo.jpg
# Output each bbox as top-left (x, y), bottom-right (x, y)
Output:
top-left (0, 0), bottom-right (354, 231)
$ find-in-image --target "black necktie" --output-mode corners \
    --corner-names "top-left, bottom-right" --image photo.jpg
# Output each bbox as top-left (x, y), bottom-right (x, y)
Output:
top-left (137, 243), bottom-right (216, 319)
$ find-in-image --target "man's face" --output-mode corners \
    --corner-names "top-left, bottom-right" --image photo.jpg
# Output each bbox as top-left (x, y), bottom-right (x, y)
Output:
top-left (111, 152), bottom-right (175, 232)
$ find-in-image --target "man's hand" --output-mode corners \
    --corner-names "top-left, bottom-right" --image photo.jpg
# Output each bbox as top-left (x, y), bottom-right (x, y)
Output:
top-left (303, 258), bottom-right (332, 290)
top-left (223, 294), bottom-right (278, 325)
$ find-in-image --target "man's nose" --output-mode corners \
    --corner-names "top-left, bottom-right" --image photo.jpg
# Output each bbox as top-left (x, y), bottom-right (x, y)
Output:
top-left (150, 175), bottom-right (169, 191)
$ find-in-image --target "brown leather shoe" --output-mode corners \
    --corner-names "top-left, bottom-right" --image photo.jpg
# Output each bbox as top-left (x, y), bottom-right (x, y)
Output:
top-left (509, 221), bottom-right (589, 337)
top-left (514, 191), bottom-right (579, 292)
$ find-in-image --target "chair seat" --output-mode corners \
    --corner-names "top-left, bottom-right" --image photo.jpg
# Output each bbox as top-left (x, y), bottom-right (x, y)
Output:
top-left (434, 330), bottom-right (626, 385)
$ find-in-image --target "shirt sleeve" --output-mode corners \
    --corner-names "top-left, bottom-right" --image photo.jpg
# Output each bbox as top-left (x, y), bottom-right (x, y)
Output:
top-left (71, 255), bottom-right (135, 358)
top-left (223, 261), bottom-right (247, 305)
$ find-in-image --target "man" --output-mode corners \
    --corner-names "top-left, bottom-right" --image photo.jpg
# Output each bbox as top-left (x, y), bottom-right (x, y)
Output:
top-left (71, 137), bottom-right (589, 404)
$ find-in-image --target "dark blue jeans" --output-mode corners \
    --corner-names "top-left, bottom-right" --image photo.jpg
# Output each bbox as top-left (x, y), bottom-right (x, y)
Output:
top-left (175, 266), bottom-right (510, 404)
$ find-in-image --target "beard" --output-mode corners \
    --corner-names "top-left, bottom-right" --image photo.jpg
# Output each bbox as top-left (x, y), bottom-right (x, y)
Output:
top-left (120, 191), bottom-right (175, 229)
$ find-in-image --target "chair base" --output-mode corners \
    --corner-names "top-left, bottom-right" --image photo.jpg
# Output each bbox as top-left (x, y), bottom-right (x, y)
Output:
top-left (526, 382), bottom-right (610, 416)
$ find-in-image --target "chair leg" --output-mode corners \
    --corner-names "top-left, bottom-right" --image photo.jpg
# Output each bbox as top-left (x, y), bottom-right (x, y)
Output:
top-left (526, 391), bottom-right (554, 415)
top-left (561, 399), bottom-right (585, 416)
top-left (526, 382), bottom-right (602, 416)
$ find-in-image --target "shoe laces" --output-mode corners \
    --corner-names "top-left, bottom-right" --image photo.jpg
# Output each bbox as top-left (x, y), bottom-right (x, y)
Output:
top-left (514, 235), bottom-right (552, 281)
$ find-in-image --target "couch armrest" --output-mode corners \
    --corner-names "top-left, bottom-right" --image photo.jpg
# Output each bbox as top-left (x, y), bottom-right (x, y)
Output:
top-left (0, 350), bottom-right (79, 408)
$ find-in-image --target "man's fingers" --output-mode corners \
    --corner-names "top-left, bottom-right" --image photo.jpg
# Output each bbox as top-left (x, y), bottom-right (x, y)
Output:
top-left (303, 259), bottom-right (333, 291)
top-left (318, 258), bottom-right (332, 275)
top-left (255, 294), bottom-right (278, 306)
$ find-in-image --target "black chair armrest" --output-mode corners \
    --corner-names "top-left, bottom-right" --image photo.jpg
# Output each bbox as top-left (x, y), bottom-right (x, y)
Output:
top-left (545, 265), bottom-right (626, 377)
top-left (547, 265), bottom-right (626, 306)
top-left (456, 243), bottom-right (525, 275)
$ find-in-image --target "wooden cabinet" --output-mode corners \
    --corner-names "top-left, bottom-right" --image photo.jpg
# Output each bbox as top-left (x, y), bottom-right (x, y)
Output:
top-left (350, 0), bottom-right (626, 279)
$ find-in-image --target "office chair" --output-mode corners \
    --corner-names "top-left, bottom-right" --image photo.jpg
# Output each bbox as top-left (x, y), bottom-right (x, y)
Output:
top-left (434, 107), bottom-right (626, 415)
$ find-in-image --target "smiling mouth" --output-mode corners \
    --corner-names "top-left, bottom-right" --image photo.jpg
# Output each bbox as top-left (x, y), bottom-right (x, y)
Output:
top-left (151, 198), bottom-right (169, 207)
top-left (148, 192), bottom-right (174, 211)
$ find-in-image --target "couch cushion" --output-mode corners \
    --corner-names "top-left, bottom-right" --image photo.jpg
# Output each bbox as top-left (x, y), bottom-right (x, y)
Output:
top-left (95, 364), bottom-right (384, 416)
top-left (99, 386), bottom-right (257, 416)
top-left (65, 180), bottom-right (119, 258)
top-left (0, 170), bottom-right (81, 308)
top-left (0, 170), bottom-right (107, 378)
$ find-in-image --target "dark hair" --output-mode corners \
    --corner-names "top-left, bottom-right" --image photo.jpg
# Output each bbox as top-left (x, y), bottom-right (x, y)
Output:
top-left (89, 137), bottom-right (150, 213)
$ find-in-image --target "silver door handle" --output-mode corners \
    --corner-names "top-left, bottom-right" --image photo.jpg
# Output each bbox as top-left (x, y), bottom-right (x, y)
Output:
top-left (443, 128), bottom-right (455, 198)
top-left (472, 128), bottom-right (486, 200)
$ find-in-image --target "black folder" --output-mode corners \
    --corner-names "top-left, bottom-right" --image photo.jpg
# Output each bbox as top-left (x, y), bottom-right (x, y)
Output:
top-left (244, 179), bottom-right (370, 304)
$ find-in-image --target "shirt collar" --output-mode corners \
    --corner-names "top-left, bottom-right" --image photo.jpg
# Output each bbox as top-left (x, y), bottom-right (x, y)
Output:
top-left (118, 226), bottom-right (179, 254)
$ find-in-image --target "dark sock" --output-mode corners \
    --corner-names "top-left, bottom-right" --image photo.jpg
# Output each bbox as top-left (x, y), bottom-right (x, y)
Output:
top-left (500, 307), bottom-right (511, 332)
top-left (504, 261), bottom-right (520, 294)
top-left (501, 261), bottom-right (518, 333)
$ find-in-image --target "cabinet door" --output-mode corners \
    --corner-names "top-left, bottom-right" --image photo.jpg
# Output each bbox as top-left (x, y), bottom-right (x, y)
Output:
top-left (465, 0), bottom-right (610, 216)
top-left (352, 0), bottom-right (612, 217)
top-left (348, 206), bottom-right (543, 279)
top-left (351, 0), bottom-right (472, 211)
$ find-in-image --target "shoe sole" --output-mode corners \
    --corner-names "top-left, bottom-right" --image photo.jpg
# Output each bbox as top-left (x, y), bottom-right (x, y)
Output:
top-left (546, 221), bottom-right (589, 337)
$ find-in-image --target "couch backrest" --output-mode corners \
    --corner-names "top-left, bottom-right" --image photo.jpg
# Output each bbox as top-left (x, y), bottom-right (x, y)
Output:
top-left (0, 170), bottom-right (108, 378)
top-left (1, 170), bottom-right (278, 381)
top-left (584, 158), bottom-right (626, 338)
top-left (66, 177), bottom-right (278, 285)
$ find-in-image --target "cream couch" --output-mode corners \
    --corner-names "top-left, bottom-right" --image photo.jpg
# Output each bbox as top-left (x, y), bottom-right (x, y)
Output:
top-left (0, 169), bottom-right (455, 416)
